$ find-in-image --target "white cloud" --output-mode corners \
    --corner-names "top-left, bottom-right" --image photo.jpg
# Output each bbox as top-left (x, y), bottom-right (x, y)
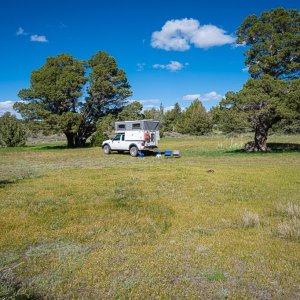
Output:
top-left (182, 91), bottom-right (223, 102)
top-left (137, 63), bottom-right (146, 71)
top-left (165, 105), bottom-right (187, 112)
top-left (59, 22), bottom-right (68, 29)
top-left (242, 66), bottom-right (249, 72)
top-left (153, 61), bottom-right (187, 72)
top-left (16, 27), bottom-right (48, 42)
top-left (164, 105), bottom-right (175, 111)
top-left (30, 34), bottom-right (48, 42)
top-left (0, 101), bottom-right (19, 117)
top-left (130, 99), bottom-right (160, 104)
top-left (141, 103), bottom-right (186, 112)
top-left (143, 105), bottom-right (160, 110)
top-left (16, 27), bottom-right (25, 36)
top-left (182, 94), bottom-right (201, 101)
top-left (151, 18), bottom-right (236, 51)
top-left (233, 41), bottom-right (246, 48)
top-left (203, 91), bottom-right (222, 101)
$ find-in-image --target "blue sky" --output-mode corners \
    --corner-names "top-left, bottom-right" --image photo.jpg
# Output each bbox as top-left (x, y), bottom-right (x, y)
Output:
top-left (0, 0), bottom-right (299, 115)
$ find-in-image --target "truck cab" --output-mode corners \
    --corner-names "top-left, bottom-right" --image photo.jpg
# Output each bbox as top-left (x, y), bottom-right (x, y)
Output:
top-left (102, 120), bottom-right (160, 156)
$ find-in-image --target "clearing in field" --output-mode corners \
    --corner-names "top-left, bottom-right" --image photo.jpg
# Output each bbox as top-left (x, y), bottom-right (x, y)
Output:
top-left (0, 135), bottom-right (300, 298)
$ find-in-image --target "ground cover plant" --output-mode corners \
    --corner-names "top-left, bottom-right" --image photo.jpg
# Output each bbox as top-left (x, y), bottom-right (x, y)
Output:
top-left (0, 135), bottom-right (300, 298)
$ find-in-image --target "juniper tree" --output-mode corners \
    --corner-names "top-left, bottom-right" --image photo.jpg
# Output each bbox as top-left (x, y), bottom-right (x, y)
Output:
top-left (14, 51), bottom-right (132, 147)
top-left (226, 7), bottom-right (300, 151)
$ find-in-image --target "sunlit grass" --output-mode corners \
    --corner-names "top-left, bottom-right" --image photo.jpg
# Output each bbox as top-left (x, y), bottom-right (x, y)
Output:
top-left (0, 134), bottom-right (300, 298)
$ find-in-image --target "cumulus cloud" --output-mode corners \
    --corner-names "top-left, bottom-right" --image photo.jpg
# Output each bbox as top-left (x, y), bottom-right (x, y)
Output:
top-left (0, 101), bottom-right (19, 116)
top-left (202, 91), bottom-right (223, 101)
top-left (143, 105), bottom-right (160, 110)
top-left (182, 91), bottom-right (223, 102)
top-left (130, 99), bottom-right (160, 104)
top-left (151, 18), bottom-right (235, 51)
top-left (182, 94), bottom-right (201, 101)
top-left (153, 61), bottom-right (188, 72)
top-left (30, 34), bottom-right (48, 42)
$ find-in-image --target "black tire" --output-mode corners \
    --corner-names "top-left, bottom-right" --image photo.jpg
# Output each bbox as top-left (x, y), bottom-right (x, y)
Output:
top-left (129, 146), bottom-right (139, 157)
top-left (103, 144), bottom-right (111, 154)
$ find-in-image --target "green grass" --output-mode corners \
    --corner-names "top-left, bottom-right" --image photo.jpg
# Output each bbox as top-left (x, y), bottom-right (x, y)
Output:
top-left (0, 134), bottom-right (300, 298)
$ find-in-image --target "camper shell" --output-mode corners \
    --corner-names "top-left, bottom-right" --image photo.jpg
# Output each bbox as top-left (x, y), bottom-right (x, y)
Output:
top-left (102, 120), bottom-right (160, 156)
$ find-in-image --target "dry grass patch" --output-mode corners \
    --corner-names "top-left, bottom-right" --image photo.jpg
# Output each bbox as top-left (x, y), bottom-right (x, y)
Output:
top-left (274, 202), bottom-right (300, 241)
top-left (276, 202), bottom-right (300, 218)
top-left (241, 211), bottom-right (260, 228)
top-left (276, 218), bottom-right (300, 241)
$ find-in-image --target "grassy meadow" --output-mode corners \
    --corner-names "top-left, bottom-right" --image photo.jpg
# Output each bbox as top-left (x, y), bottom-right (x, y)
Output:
top-left (0, 134), bottom-right (300, 299)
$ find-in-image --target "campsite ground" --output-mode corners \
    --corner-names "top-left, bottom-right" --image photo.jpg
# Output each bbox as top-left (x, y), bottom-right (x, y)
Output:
top-left (0, 134), bottom-right (300, 298)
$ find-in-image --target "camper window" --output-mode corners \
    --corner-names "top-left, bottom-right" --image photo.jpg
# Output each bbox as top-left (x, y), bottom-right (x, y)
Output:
top-left (132, 123), bottom-right (141, 130)
top-left (118, 124), bottom-right (125, 130)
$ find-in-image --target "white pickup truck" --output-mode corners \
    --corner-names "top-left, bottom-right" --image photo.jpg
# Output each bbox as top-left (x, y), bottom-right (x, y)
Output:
top-left (102, 120), bottom-right (160, 156)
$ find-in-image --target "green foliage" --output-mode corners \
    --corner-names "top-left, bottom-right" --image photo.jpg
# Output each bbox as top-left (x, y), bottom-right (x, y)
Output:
top-left (90, 130), bottom-right (109, 147)
top-left (164, 102), bottom-right (182, 132)
top-left (272, 118), bottom-right (300, 134)
top-left (14, 51), bottom-right (132, 148)
top-left (87, 51), bottom-right (132, 119)
top-left (90, 114), bottom-right (115, 147)
top-left (205, 271), bottom-right (226, 282)
top-left (16, 53), bottom-right (86, 116)
top-left (96, 114), bottom-right (116, 135)
top-left (237, 7), bottom-right (300, 80)
top-left (210, 104), bottom-right (249, 133)
top-left (143, 108), bottom-right (160, 120)
top-left (0, 113), bottom-right (27, 147)
top-left (117, 101), bottom-right (144, 121)
top-left (176, 99), bottom-right (212, 135)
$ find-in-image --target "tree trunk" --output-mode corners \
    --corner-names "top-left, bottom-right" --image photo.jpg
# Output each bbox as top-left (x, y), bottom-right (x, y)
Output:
top-left (254, 124), bottom-right (269, 151)
top-left (65, 132), bottom-right (75, 148)
top-left (245, 124), bottom-right (269, 152)
top-left (75, 134), bottom-right (86, 147)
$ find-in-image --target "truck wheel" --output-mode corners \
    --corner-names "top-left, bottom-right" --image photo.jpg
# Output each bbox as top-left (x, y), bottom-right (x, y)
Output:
top-left (103, 144), bottom-right (111, 154)
top-left (130, 146), bottom-right (139, 157)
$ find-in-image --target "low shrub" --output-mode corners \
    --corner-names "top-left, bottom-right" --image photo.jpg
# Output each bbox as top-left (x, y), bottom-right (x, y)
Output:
top-left (0, 113), bottom-right (27, 147)
top-left (89, 130), bottom-right (108, 147)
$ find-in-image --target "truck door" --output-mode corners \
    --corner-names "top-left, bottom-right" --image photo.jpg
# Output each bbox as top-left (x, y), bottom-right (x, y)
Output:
top-left (111, 133), bottom-right (123, 150)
